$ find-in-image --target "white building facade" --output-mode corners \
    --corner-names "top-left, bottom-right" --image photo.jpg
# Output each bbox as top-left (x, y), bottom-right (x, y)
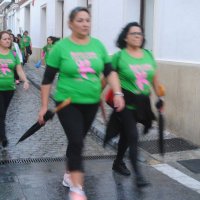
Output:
top-left (1, 0), bottom-right (200, 145)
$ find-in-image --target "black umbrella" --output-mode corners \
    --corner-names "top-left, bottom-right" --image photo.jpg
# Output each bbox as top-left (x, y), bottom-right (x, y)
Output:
top-left (103, 111), bottom-right (121, 147)
top-left (16, 98), bottom-right (71, 144)
top-left (155, 98), bottom-right (165, 156)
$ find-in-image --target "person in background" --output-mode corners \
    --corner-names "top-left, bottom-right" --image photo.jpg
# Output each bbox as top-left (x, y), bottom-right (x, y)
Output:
top-left (15, 34), bottom-right (21, 47)
top-left (0, 31), bottom-right (29, 148)
top-left (51, 36), bottom-right (60, 44)
top-left (107, 22), bottom-right (164, 187)
top-left (10, 33), bottom-right (23, 84)
top-left (41, 36), bottom-right (53, 65)
top-left (38, 7), bottom-right (124, 200)
top-left (17, 34), bottom-right (26, 65)
top-left (22, 31), bottom-right (32, 64)
top-left (6, 29), bottom-right (12, 34)
top-left (16, 34), bottom-right (22, 48)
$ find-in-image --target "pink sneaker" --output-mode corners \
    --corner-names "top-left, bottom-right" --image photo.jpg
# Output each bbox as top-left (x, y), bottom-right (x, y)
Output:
top-left (69, 191), bottom-right (87, 200)
top-left (62, 173), bottom-right (73, 188)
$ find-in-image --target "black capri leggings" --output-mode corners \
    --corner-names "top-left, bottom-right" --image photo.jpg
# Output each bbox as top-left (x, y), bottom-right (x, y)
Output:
top-left (56, 102), bottom-right (99, 172)
top-left (116, 107), bottom-right (140, 175)
top-left (0, 91), bottom-right (14, 140)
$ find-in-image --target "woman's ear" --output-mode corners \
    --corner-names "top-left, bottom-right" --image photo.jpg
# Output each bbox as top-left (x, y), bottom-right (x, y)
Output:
top-left (68, 21), bottom-right (72, 29)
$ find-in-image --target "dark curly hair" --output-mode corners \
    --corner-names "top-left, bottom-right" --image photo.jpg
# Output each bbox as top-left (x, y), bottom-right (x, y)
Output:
top-left (116, 22), bottom-right (145, 49)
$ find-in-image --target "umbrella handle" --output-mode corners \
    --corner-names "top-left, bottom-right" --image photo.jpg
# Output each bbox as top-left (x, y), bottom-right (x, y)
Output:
top-left (53, 98), bottom-right (71, 113)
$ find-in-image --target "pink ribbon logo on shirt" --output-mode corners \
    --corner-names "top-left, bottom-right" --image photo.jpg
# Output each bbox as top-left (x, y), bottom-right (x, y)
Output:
top-left (77, 59), bottom-right (95, 79)
top-left (135, 71), bottom-right (149, 90)
top-left (0, 64), bottom-right (11, 75)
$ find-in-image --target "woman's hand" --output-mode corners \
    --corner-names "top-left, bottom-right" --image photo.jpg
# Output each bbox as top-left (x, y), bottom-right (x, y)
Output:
top-left (38, 106), bottom-right (48, 125)
top-left (23, 81), bottom-right (29, 90)
top-left (113, 95), bottom-right (125, 112)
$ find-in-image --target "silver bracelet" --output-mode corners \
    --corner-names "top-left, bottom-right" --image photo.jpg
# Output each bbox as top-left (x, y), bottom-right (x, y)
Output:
top-left (114, 92), bottom-right (124, 96)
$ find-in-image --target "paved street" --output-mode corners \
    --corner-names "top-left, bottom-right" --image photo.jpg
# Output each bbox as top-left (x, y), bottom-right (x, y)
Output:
top-left (1, 159), bottom-right (200, 200)
top-left (0, 82), bottom-right (115, 160)
top-left (0, 63), bottom-right (200, 199)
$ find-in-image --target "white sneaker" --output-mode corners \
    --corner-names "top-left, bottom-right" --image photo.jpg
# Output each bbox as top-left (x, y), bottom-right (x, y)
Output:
top-left (69, 188), bottom-right (87, 200)
top-left (63, 173), bottom-right (73, 188)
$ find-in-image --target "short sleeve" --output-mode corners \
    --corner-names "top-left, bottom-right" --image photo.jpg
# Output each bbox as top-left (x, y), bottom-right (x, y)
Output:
top-left (111, 51), bottom-right (121, 70)
top-left (15, 54), bottom-right (21, 65)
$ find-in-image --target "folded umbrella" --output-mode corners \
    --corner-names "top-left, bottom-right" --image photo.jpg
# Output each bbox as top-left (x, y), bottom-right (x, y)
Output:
top-left (155, 98), bottom-right (165, 156)
top-left (16, 98), bottom-right (71, 144)
top-left (158, 110), bottom-right (164, 155)
top-left (103, 111), bottom-right (121, 147)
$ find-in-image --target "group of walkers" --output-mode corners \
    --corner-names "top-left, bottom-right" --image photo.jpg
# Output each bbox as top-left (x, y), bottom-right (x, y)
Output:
top-left (0, 30), bottom-right (30, 148)
top-left (0, 6), bottom-right (165, 200)
top-left (7, 29), bottom-right (32, 65)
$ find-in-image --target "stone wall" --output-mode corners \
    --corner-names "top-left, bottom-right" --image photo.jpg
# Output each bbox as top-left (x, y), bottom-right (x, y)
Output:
top-left (158, 61), bottom-right (200, 145)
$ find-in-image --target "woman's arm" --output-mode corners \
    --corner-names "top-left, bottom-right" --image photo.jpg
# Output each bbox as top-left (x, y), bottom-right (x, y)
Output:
top-left (16, 64), bottom-right (29, 90)
top-left (38, 66), bottom-right (58, 124)
top-left (153, 72), bottom-right (165, 97)
top-left (38, 84), bottom-right (52, 124)
top-left (106, 71), bottom-right (125, 111)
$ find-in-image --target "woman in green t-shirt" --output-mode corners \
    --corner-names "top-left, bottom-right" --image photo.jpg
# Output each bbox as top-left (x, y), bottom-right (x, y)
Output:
top-left (38, 7), bottom-right (124, 200)
top-left (22, 31), bottom-right (32, 64)
top-left (106, 22), bottom-right (164, 187)
top-left (41, 36), bottom-right (53, 64)
top-left (0, 31), bottom-right (29, 148)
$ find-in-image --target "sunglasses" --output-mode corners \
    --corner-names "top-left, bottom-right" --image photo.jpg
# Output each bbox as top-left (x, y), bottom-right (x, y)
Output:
top-left (128, 32), bottom-right (144, 36)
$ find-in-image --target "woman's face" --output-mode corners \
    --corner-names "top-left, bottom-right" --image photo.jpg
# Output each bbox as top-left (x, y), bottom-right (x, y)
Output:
top-left (0, 33), bottom-right (11, 48)
top-left (125, 26), bottom-right (143, 48)
top-left (10, 34), bottom-right (14, 42)
top-left (69, 11), bottom-right (91, 37)
top-left (47, 38), bottom-right (53, 44)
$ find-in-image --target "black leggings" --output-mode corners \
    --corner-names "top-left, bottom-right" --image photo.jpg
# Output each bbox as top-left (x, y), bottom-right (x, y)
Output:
top-left (116, 108), bottom-right (140, 175)
top-left (0, 91), bottom-right (14, 140)
top-left (56, 102), bottom-right (99, 172)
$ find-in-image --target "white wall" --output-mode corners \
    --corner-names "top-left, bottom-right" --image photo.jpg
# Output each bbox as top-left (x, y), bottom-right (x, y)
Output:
top-left (144, 0), bottom-right (154, 51)
top-left (92, 0), bottom-right (140, 54)
top-left (16, 0), bottom-right (141, 52)
top-left (30, 0), bottom-right (56, 48)
top-left (154, 0), bottom-right (200, 63)
top-left (55, 0), bottom-right (63, 38)
top-left (5, 0), bottom-right (200, 64)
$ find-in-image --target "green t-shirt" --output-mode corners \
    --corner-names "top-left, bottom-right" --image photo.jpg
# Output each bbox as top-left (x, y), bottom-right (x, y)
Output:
top-left (19, 39), bottom-right (25, 52)
top-left (43, 44), bottom-right (53, 63)
top-left (47, 37), bottom-right (110, 103)
top-left (0, 51), bottom-right (21, 91)
top-left (112, 49), bottom-right (157, 96)
top-left (22, 35), bottom-right (31, 47)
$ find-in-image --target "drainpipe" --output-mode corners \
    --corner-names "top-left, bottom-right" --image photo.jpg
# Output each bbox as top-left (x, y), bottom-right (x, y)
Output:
top-left (61, 0), bottom-right (64, 38)
top-left (140, 0), bottom-right (145, 28)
